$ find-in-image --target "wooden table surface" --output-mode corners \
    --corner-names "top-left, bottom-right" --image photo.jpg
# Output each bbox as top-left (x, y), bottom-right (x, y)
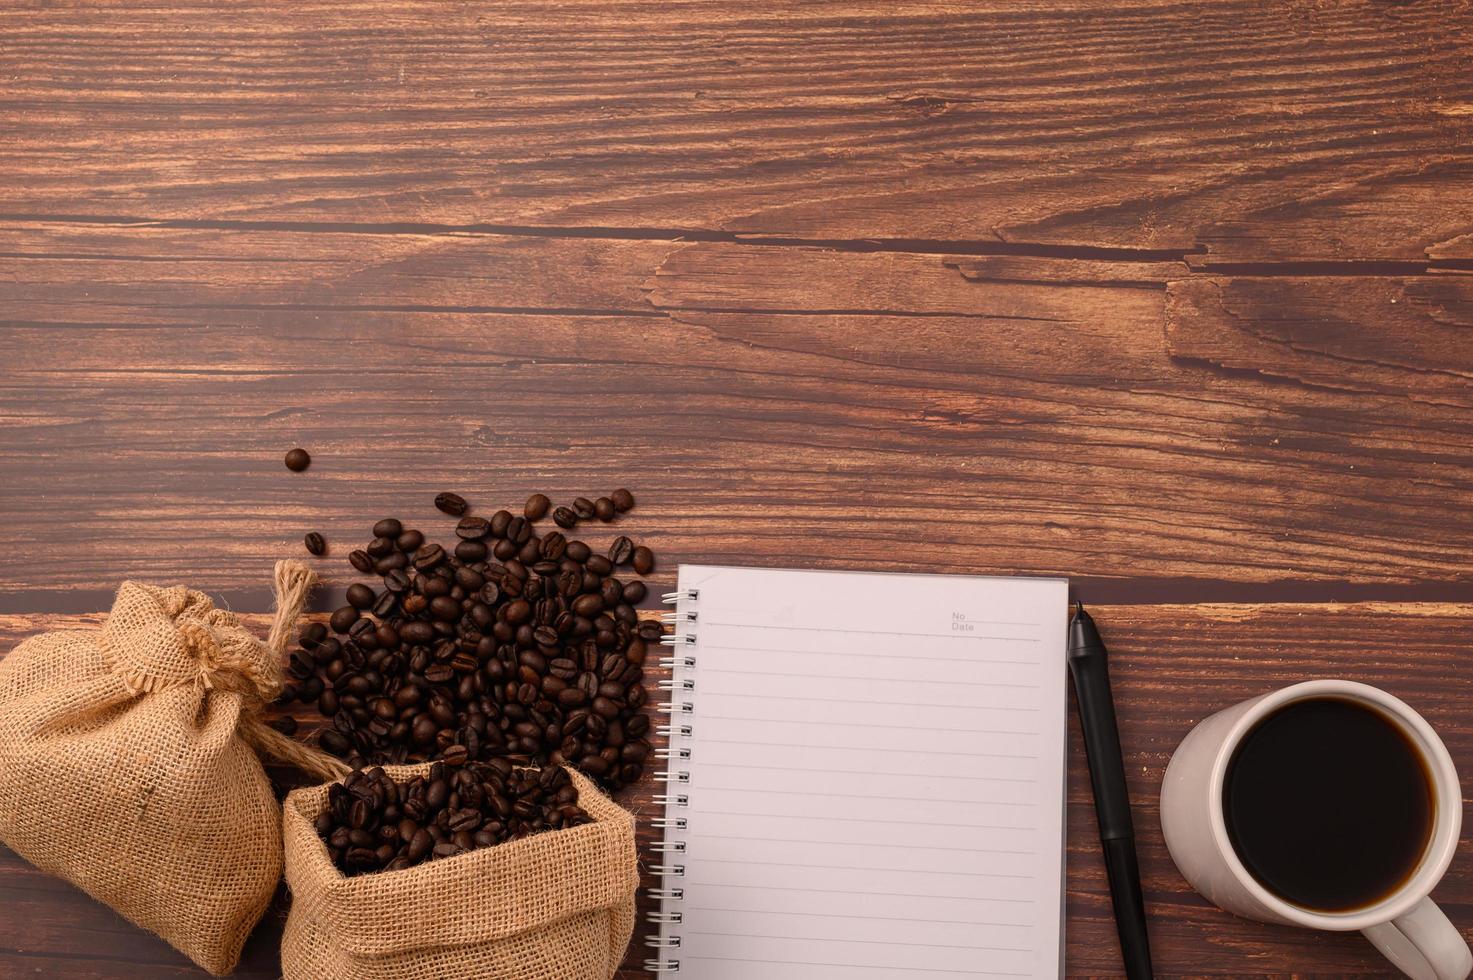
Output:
top-left (3, 1), bottom-right (1473, 977)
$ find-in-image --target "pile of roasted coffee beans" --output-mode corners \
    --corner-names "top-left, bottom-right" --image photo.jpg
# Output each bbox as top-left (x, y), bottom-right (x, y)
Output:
top-left (279, 490), bottom-right (660, 794)
top-left (316, 761), bottom-right (591, 876)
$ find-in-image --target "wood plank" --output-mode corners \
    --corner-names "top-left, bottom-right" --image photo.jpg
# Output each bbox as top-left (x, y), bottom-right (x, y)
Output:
top-left (4, 229), bottom-right (1473, 596)
top-left (1166, 277), bottom-right (1473, 408)
top-left (1190, 161), bottom-right (1473, 267)
top-left (4, 602), bottom-right (1473, 976)
top-left (1, 0), bottom-right (1469, 251)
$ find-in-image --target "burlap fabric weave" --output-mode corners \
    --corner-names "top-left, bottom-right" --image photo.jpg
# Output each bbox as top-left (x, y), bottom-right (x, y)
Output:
top-left (282, 764), bottom-right (637, 980)
top-left (0, 561), bottom-right (348, 976)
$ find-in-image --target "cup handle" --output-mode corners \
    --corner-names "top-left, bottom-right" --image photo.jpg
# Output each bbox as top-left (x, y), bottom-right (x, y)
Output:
top-left (1362, 897), bottom-right (1473, 980)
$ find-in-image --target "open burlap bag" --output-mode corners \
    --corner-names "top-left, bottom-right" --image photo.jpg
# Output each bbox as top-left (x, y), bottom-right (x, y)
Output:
top-left (282, 764), bottom-right (638, 980)
top-left (0, 560), bottom-right (348, 976)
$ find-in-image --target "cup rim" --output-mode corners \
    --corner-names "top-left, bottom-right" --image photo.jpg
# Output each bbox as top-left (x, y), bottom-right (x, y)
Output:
top-left (1207, 679), bottom-right (1462, 931)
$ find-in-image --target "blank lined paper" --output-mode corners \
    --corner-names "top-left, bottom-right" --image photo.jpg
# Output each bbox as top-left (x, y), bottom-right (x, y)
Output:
top-left (653, 565), bottom-right (1069, 980)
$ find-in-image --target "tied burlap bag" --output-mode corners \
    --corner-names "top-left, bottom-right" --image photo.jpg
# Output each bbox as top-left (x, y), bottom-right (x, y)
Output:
top-left (282, 764), bottom-right (638, 980)
top-left (0, 560), bottom-right (349, 975)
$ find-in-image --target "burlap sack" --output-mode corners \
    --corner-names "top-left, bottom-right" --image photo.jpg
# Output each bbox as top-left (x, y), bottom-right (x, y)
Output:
top-left (282, 764), bottom-right (638, 980)
top-left (0, 561), bottom-right (348, 976)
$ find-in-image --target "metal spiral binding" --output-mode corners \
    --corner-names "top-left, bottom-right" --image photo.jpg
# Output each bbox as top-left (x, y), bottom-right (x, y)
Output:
top-left (645, 587), bottom-right (698, 975)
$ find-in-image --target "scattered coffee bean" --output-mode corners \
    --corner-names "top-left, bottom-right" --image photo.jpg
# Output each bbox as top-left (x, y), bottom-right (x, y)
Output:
top-left (345, 583), bottom-right (376, 610)
top-left (572, 497), bottom-right (596, 519)
top-left (631, 546), bottom-right (655, 575)
top-left (284, 489), bottom-right (661, 794)
top-left (434, 492), bottom-right (468, 517)
top-left (524, 493), bottom-right (551, 521)
top-left (315, 762), bottom-right (590, 877)
top-left (593, 497), bottom-right (615, 522)
top-left (552, 507), bottom-right (578, 529)
top-left (304, 532), bottom-right (327, 557)
top-left (611, 488), bottom-right (635, 512)
top-left (284, 448), bottom-right (311, 472)
top-left (608, 536), bottom-right (634, 566)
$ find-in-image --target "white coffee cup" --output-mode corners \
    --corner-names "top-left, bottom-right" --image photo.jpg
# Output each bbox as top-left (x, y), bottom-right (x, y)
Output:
top-left (1161, 679), bottom-right (1471, 980)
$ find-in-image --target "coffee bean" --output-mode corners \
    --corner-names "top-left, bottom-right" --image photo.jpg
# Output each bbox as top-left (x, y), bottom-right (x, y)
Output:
top-left (330, 606), bottom-right (360, 634)
top-left (413, 544), bottom-right (446, 570)
top-left (552, 507), bottom-right (577, 529)
top-left (632, 546), bottom-right (655, 575)
top-left (607, 536), bottom-right (634, 565)
top-left (434, 492), bottom-right (468, 516)
top-left (594, 497), bottom-right (615, 522)
top-left (623, 581), bottom-right (647, 604)
top-left (524, 493), bottom-right (551, 521)
top-left (284, 448), bottom-right (311, 472)
top-left (304, 532), bottom-right (327, 556)
top-left (455, 516), bottom-right (491, 540)
top-left (267, 716), bottom-right (298, 736)
top-left (454, 539), bottom-right (488, 562)
top-left (611, 488), bottom-right (635, 512)
top-left (349, 549), bottom-right (374, 573)
top-left (396, 529), bottom-right (425, 553)
top-left (346, 583), bottom-right (375, 609)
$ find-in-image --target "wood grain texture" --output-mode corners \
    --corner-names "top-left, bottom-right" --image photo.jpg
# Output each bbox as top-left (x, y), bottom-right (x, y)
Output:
top-left (4, 602), bottom-right (1473, 978)
top-left (1, 0), bottom-right (1471, 253)
top-left (5, 226), bottom-right (1473, 602)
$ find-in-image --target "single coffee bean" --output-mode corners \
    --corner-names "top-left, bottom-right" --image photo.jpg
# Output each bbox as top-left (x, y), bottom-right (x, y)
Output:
top-left (396, 529), bottom-right (425, 553)
top-left (304, 532), bottom-right (327, 556)
top-left (552, 506), bottom-right (577, 529)
top-left (607, 536), bottom-right (634, 565)
top-left (330, 606), bottom-right (360, 634)
top-left (284, 447), bottom-right (311, 472)
top-left (611, 488), bottom-right (635, 512)
top-left (623, 581), bottom-right (647, 604)
top-left (456, 516), bottom-right (491, 540)
top-left (372, 518), bottom-right (403, 539)
top-left (267, 716), bottom-right (298, 736)
top-left (524, 493), bottom-right (551, 521)
top-left (454, 539), bottom-right (488, 562)
top-left (348, 549), bottom-right (374, 573)
top-left (632, 546), bottom-right (655, 575)
top-left (571, 497), bottom-right (595, 519)
top-left (434, 492), bottom-right (468, 516)
top-left (346, 583), bottom-right (376, 610)
top-left (594, 496), bottom-right (615, 522)
top-left (413, 544), bottom-right (446, 570)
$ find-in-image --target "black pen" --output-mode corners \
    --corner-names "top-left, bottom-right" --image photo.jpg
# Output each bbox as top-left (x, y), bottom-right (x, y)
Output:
top-left (1068, 602), bottom-right (1153, 980)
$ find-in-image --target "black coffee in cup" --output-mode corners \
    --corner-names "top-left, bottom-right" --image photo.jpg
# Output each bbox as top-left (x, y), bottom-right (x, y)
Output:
top-left (1222, 696), bottom-right (1433, 912)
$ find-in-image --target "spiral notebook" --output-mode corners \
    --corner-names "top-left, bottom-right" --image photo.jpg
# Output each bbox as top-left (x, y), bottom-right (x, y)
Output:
top-left (646, 565), bottom-right (1070, 979)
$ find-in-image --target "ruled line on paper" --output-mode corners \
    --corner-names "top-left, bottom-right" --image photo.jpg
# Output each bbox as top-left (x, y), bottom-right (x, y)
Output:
top-left (697, 858), bottom-right (1035, 880)
top-left (700, 644), bottom-right (1042, 666)
top-left (704, 622), bottom-right (1042, 643)
top-left (698, 811), bottom-right (1035, 831)
top-left (683, 881), bottom-right (1037, 904)
top-left (685, 931), bottom-right (1033, 953)
top-left (700, 666), bottom-right (1043, 690)
top-left (679, 955), bottom-right (1030, 976)
top-left (698, 834), bottom-right (1037, 857)
top-left (697, 737), bottom-right (1039, 760)
top-left (699, 715), bottom-right (1037, 736)
top-left (699, 762), bottom-right (1039, 783)
top-left (700, 785), bottom-right (1038, 807)
top-left (705, 691), bottom-right (1041, 711)
top-left (686, 906), bottom-right (1037, 928)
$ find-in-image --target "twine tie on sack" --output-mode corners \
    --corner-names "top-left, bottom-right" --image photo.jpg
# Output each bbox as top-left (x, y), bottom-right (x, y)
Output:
top-left (164, 560), bottom-right (350, 784)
